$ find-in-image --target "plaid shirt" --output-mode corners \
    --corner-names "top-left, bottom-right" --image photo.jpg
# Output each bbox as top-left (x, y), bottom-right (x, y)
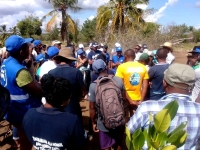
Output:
top-left (128, 93), bottom-right (200, 150)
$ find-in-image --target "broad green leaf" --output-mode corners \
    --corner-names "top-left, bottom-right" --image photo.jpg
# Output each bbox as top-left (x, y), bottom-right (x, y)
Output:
top-left (168, 121), bottom-right (187, 138)
top-left (133, 132), bottom-right (145, 150)
top-left (144, 129), bottom-right (151, 148)
top-left (162, 145), bottom-right (177, 150)
top-left (126, 136), bottom-right (133, 150)
top-left (157, 132), bottom-right (168, 147)
top-left (171, 131), bottom-right (187, 148)
top-left (168, 130), bottom-right (185, 143)
top-left (151, 141), bottom-right (160, 149)
top-left (132, 128), bottom-right (141, 140)
top-left (163, 100), bottom-right (179, 121)
top-left (154, 109), bottom-right (171, 133)
top-left (126, 127), bottom-right (131, 140)
top-left (148, 124), bottom-right (156, 139)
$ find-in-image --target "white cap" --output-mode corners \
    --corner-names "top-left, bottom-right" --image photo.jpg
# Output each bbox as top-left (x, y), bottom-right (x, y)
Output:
top-left (143, 49), bottom-right (149, 53)
top-left (100, 43), bottom-right (104, 46)
top-left (52, 40), bottom-right (62, 46)
top-left (115, 43), bottom-right (121, 47)
top-left (79, 44), bottom-right (84, 49)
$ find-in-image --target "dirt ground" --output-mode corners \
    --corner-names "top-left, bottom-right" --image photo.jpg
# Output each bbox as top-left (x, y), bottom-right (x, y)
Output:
top-left (0, 51), bottom-right (188, 150)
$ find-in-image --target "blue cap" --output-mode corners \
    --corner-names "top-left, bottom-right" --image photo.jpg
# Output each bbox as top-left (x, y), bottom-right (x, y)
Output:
top-left (5, 35), bottom-right (33, 53)
top-left (189, 46), bottom-right (200, 53)
top-left (92, 59), bottom-right (106, 74)
top-left (47, 46), bottom-right (59, 58)
top-left (36, 54), bottom-right (46, 63)
top-left (116, 47), bottom-right (122, 52)
top-left (77, 49), bottom-right (85, 55)
top-left (33, 40), bottom-right (41, 47)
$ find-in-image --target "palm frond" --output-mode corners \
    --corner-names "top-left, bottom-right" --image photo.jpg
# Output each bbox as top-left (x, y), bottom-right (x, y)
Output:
top-left (46, 13), bottom-right (59, 32)
top-left (41, 10), bottom-right (57, 21)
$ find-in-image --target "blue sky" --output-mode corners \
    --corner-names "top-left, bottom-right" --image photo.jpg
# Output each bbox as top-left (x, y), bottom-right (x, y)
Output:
top-left (0, 0), bottom-right (199, 29)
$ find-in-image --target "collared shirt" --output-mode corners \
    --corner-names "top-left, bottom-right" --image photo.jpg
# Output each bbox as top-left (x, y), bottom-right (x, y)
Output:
top-left (166, 52), bottom-right (175, 64)
top-left (192, 62), bottom-right (200, 102)
top-left (112, 54), bottom-right (124, 74)
top-left (128, 93), bottom-right (200, 150)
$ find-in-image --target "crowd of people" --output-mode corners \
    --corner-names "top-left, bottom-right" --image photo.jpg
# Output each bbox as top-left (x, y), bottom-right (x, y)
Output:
top-left (0, 35), bottom-right (200, 150)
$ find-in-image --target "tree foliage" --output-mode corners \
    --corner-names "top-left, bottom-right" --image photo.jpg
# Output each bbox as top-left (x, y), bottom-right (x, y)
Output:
top-left (81, 18), bottom-right (96, 42)
top-left (17, 15), bottom-right (42, 37)
top-left (96, 0), bottom-right (149, 33)
top-left (42, 0), bottom-right (80, 44)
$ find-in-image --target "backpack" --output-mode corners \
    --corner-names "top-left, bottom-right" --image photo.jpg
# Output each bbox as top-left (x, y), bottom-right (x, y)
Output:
top-left (94, 75), bottom-right (125, 129)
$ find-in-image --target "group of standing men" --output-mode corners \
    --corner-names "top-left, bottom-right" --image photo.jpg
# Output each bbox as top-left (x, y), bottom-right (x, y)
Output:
top-left (1, 35), bottom-right (200, 150)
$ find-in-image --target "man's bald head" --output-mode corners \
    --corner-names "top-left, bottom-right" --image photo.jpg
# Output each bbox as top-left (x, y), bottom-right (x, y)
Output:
top-left (156, 48), bottom-right (168, 60)
top-left (124, 49), bottom-right (135, 61)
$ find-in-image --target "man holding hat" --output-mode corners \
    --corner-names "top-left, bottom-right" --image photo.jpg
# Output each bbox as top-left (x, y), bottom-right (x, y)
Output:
top-left (188, 46), bottom-right (200, 102)
top-left (112, 47), bottom-right (124, 74)
top-left (52, 40), bottom-right (62, 50)
top-left (0, 35), bottom-right (42, 150)
top-left (48, 47), bottom-right (86, 118)
top-left (162, 42), bottom-right (175, 64)
top-left (128, 63), bottom-right (200, 150)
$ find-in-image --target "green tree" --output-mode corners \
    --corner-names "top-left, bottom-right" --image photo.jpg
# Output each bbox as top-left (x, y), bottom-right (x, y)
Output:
top-left (193, 29), bottom-right (200, 43)
top-left (0, 25), bottom-right (9, 47)
top-left (17, 15), bottom-right (42, 37)
top-left (96, 0), bottom-right (149, 33)
top-left (142, 22), bottom-right (160, 37)
top-left (81, 18), bottom-right (96, 42)
top-left (42, 0), bottom-right (81, 45)
top-left (9, 26), bottom-right (20, 35)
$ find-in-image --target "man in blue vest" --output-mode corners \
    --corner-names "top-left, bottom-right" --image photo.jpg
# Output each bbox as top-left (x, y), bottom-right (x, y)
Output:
top-left (112, 47), bottom-right (124, 74)
top-left (0, 35), bottom-right (42, 150)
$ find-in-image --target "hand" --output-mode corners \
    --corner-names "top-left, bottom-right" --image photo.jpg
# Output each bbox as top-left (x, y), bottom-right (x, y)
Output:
top-left (92, 124), bottom-right (99, 132)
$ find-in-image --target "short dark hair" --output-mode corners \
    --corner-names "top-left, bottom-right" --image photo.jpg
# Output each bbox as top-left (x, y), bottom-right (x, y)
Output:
top-left (41, 74), bottom-right (71, 108)
top-left (96, 54), bottom-right (106, 63)
top-left (156, 48), bottom-right (168, 59)
top-left (124, 49), bottom-right (135, 60)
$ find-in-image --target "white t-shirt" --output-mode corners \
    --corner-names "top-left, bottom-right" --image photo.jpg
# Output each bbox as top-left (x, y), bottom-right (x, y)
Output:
top-left (166, 52), bottom-right (175, 64)
top-left (85, 49), bottom-right (91, 57)
top-left (192, 67), bottom-right (200, 102)
top-left (32, 49), bottom-right (37, 59)
top-left (134, 52), bottom-right (142, 61)
top-left (39, 60), bottom-right (57, 79)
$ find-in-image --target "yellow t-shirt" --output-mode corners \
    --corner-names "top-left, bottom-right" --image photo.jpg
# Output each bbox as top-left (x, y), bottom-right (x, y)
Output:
top-left (116, 61), bottom-right (149, 101)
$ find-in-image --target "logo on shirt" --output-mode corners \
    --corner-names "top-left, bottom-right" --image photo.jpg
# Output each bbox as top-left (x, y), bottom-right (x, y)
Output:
top-left (0, 65), bottom-right (7, 87)
top-left (129, 72), bottom-right (140, 86)
top-left (92, 54), bottom-right (100, 60)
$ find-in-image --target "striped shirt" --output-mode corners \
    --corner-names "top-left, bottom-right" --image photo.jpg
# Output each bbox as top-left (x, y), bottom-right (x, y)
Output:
top-left (128, 93), bottom-right (200, 150)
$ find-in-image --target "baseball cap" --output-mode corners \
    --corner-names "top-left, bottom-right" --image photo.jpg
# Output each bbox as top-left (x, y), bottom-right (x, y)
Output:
top-left (92, 59), bottom-right (107, 74)
top-left (77, 49), bottom-right (85, 55)
top-left (90, 42), bottom-right (98, 47)
top-left (139, 53), bottom-right (149, 61)
top-left (5, 35), bottom-right (33, 53)
top-left (78, 44), bottom-right (84, 49)
top-left (164, 63), bottom-right (195, 91)
top-left (143, 44), bottom-right (148, 48)
top-left (36, 53), bottom-right (46, 63)
top-left (188, 46), bottom-right (200, 53)
top-left (47, 46), bottom-right (59, 58)
top-left (52, 40), bottom-right (62, 46)
top-left (116, 47), bottom-right (122, 52)
top-left (33, 40), bottom-right (41, 47)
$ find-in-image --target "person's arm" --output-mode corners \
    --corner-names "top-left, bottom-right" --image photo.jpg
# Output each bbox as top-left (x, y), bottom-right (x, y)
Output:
top-left (16, 69), bottom-right (42, 97)
top-left (88, 83), bottom-right (99, 132)
top-left (87, 53), bottom-right (93, 65)
top-left (76, 70), bottom-right (86, 98)
top-left (141, 79), bottom-right (148, 101)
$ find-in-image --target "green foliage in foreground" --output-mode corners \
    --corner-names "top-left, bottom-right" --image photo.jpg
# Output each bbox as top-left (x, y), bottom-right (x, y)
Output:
top-left (126, 100), bottom-right (187, 150)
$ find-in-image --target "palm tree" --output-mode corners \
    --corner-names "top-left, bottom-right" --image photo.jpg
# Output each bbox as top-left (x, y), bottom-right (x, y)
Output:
top-left (96, 0), bottom-right (149, 33)
top-left (42, 0), bottom-right (81, 45)
top-left (0, 25), bottom-right (8, 47)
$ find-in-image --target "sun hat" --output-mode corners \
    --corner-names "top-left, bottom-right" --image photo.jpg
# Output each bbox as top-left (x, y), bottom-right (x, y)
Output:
top-left (164, 63), bottom-right (195, 91)
top-left (47, 46), bottom-right (59, 58)
top-left (137, 44), bottom-right (142, 47)
top-left (161, 42), bottom-right (173, 50)
top-left (139, 53), bottom-right (149, 61)
top-left (33, 40), bottom-right (41, 47)
top-left (5, 35), bottom-right (33, 53)
top-left (35, 53), bottom-right (46, 63)
top-left (92, 59), bottom-right (106, 74)
top-left (77, 49), bottom-right (85, 55)
top-left (52, 40), bottom-right (62, 46)
top-left (116, 47), bottom-right (122, 52)
top-left (57, 47), bottom-right (77, 61)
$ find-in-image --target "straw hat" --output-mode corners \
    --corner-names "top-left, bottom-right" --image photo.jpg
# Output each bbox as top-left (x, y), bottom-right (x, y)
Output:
top-left (161, 42), bottom-right (173, 50)
top-left (56, 47), bottom-right (77, 61)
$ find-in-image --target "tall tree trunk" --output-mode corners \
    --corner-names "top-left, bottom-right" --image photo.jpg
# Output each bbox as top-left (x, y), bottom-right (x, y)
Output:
top-left (61, 10), bottom-right (67, 43)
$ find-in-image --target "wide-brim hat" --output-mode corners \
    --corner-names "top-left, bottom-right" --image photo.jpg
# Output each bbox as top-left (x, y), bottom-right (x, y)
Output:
top-left (161, 42), bottom-right (173, 50)
top-left (188, 46), bottom-right (200, 54)
top-left (56, 47), bottom-right (77, 61)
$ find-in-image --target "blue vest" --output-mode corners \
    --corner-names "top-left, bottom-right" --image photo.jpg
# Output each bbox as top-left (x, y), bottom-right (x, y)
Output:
top-left (1, 56), bottom-right (40, 124)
